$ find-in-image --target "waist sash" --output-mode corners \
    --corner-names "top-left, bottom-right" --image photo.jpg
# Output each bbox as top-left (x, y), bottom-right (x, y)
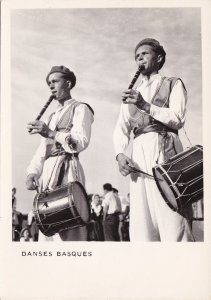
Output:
top-left (134, 121), bottom-right (178, 139)
top-left (134, 121), bottom-right (178, 162)
top-left (46, 150), bottom-right (79, 160)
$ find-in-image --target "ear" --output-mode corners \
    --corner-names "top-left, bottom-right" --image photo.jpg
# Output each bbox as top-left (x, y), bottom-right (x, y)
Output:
top-left (157, 54), bottom-right (163, 64)
top-left (66, 80), bottom-right (72, 89)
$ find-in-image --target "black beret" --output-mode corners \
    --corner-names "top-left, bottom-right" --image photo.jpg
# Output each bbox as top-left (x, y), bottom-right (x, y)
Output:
top-left (46, 65), bottom-right (76, 89)
top-left (135, 38), bottom-right (166, 57)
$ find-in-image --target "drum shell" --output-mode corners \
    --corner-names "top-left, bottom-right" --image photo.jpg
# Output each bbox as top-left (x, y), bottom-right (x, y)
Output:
top-left (152, 145), bottom-right (203, 213)
top-left (33, 181), bottom-right (91, 237)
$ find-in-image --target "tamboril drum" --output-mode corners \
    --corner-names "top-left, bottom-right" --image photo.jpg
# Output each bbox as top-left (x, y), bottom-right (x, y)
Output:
top-left (33, 181), bottom-right (91, 237)
top-left (152, 145), bottom-right (203, 213)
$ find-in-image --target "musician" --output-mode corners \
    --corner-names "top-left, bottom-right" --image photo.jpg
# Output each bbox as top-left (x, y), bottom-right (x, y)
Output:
top-left (26, 65), bottom-right (94, 241)
top-left (113, 38), bottom-right (194, 242)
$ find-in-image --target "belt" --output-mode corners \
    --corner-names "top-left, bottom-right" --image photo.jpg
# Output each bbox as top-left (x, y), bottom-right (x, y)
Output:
top-left (134, 121), bottom-right (178, 139)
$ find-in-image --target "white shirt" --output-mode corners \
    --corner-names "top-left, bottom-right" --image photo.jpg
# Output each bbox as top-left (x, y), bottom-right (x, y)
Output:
top-left (113, 73), bottom-right (187, 156)
top-left (102, 191), bottom-right (122, 214)
top-left (27, 99), bottom-right (94, 177)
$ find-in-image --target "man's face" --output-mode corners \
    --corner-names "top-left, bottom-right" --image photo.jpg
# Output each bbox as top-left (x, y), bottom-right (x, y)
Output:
top-left (47, 72), bottom-right (70, 100)
top-left (94, 195), bottom-right (100, 205)
top-left (135, 44), bottom-right (160, 75)
top-left (23, 230), bottom-right (29, 239)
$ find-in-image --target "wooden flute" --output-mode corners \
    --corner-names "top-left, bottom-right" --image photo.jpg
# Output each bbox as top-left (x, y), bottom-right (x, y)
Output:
top-left (28, 94), bottom-right (55, 132)
top-left (122, 65), bottom-right (144, 102)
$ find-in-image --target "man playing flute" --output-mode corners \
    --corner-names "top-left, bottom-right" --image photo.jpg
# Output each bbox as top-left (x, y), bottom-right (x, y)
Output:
top-left (26, 65), bottom-right (94, 241)
top-left (113, 38), bottom-right (194, 242)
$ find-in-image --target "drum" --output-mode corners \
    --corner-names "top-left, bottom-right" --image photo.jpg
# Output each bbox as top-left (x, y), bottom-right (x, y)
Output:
top-left (152, 145), bottom-right (203, 213)
top-left (33, 181), bottom-right (91, 237)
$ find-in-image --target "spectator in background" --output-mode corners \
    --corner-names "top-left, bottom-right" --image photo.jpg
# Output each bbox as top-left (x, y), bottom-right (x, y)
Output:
top-left (12, 187), bottom-right (23, 241)
top-left (102, 183), bottom-right (122, 241)
top-left (28, 210), bottom-right (39, 241)
top-left (91, 194), bottom-right (103, 218)
top-left (112, 188), bottom-right (124, 241)
top-left (12, 187), bottom-right (17, 208)
top-left (89, 194), bottom-right (104, 241)
top-left (20, 227), bottom-right (33, 242)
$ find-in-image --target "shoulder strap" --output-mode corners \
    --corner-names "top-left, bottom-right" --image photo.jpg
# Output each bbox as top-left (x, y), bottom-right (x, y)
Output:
top-left (79, 102), bottom-right (94, 115)
top-left (167, 77), bottom-right (187, 92)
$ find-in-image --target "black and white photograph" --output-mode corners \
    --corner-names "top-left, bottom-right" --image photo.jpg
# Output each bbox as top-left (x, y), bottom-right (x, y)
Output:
top-left (1, 0), bottom-right (211, 299)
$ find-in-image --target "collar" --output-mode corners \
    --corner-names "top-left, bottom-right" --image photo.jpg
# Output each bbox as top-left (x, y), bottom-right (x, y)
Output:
top-left (141, 73), bottom-right (161, 84)
top-left (55, 98), bottom-right (75, 113)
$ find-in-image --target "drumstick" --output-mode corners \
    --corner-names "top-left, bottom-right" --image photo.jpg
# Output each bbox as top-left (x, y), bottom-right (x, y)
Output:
top-left (128, 164), bottom-right (162, 180)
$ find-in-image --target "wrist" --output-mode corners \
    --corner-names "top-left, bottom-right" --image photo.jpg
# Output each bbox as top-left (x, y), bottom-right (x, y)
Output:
top-left (137, 100), bottom-right (150, 113)
top-left (27, 173), bottom-right (36, 179)
top-left (48, 130), bottom-right (56, 139)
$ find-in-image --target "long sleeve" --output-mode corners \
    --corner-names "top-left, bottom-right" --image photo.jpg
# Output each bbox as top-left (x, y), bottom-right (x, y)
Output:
top-left (54, 104), bottom-right (94, 153)
top-left (26, 137), bottom-right (46, 177)
top-left (149, 80), bottom-right (187, 129)
top-left (113, 103), bottom-right (132, 156)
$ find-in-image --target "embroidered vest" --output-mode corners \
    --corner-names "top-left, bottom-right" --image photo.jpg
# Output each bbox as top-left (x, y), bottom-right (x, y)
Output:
top-left (129, 76), bottom-right (185, 118)
top-left (132, 77), bottom-right (186, 161)
top-left (45, 101), bottom-right (93, 158)
top-left (151, 76), bottom-right (185, 108)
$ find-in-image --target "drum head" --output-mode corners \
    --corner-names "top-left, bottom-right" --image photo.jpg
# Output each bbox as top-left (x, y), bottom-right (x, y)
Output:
top-left (72, 181), bottom-right (90, 223)
top-left (153, 167), bottom-right (179, 211)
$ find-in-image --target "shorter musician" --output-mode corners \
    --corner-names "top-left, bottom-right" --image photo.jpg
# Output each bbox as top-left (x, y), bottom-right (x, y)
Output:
top-left (113, 38), bottom-right (194, 242)
top-left (26, 65), bottom-right (94, 241)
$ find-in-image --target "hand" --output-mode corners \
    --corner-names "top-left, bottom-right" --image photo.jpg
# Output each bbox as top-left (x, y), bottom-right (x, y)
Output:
top-left (122, 89), bottom-right (150, 113)
top-left (116, 153), bottom-right (136, 176)
top-left (65, 135), bottom-right (77, 150)
top-left (26, 173), bottom-right (39, 190)
top-left (27, 121), bottom-right (56, 138)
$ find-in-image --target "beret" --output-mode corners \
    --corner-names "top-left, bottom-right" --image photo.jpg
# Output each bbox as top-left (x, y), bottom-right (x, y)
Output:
top-left (135, 38), bottom-right (166, 56)
top-left (46, 65), bottom-right (76, 89)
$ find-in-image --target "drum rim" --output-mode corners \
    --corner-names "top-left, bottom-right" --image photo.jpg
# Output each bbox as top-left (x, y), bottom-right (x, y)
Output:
top-left (152, 167), bottom-right (179, 212)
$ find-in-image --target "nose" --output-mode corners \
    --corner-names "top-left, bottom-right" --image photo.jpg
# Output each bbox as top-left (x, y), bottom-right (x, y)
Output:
top-left (49, 82), bottom-right (54, 90)
top-left (137, 54), bottom-right (143, 61)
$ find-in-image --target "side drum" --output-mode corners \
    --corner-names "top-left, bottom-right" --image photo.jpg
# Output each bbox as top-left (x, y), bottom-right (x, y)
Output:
top-left (152, 145), bottom-right (203, 214)
top-left (33, 181), bottom-right (91, 237)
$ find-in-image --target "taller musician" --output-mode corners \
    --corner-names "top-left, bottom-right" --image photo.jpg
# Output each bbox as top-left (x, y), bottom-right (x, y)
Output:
top-left (26, 65), bottom-right (94, 241)
top-left (113, 38), bottom-right (194, 242)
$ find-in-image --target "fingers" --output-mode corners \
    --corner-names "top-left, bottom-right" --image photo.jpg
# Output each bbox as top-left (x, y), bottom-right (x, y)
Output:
top-left (33, 177), bottom-right (39, 187)
top-left (118, 160), bottom-right (136, 176)
top-left (26, 174), bottom-right (39, 190)
top-left (122, 89), bottom-right (139, 104)
top-left (27, 121), bottom-right (49, 137)
top-left (26, 179), bottom-right (36, 190)
top-left (27, 121), bottom-right (42, 133)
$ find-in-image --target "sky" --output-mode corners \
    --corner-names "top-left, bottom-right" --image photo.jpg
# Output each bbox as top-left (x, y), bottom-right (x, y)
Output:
top-left (10, 6), bottom-right (202, 214)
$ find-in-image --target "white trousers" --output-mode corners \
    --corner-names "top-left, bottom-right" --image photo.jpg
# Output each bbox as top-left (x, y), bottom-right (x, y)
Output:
top-left (129, 132), bottom-right (194, 242)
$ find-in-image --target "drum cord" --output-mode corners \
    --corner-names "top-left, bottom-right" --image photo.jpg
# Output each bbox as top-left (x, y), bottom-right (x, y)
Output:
top-left (181, 125), bottom-right (193, 148)
top-left (43, 109), bottom-right (74, 192)
top-left (177, 115), bottom-right (201, 150)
